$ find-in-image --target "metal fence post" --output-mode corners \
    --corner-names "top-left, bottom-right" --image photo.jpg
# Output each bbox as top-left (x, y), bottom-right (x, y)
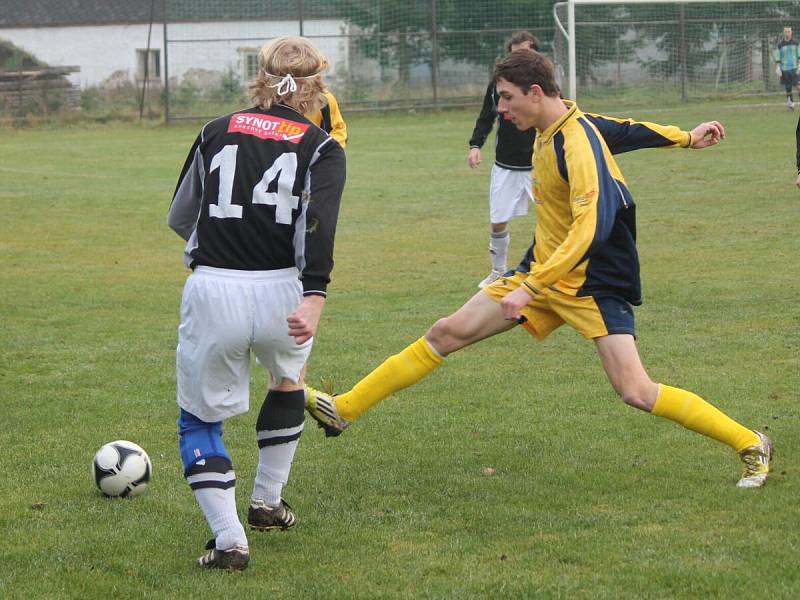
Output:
top-left (298, 0), bottom-right (304, 36)
top-left (16, 61), bottom-right (23, 127)
top-left (163, 0), bottom-right (170, 123)
top-left (139, 0), bottom-right (156, 119)
top-left (431, 0), bottom-right (439, 108)
top-left (679, 3), bottom-right (687, 102)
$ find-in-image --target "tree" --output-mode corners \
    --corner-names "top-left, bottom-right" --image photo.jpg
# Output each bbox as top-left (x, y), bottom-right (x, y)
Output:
top-left (329, 0), bottom-right (555, 86)
top-left (632, 2), bottom-right (800, 93)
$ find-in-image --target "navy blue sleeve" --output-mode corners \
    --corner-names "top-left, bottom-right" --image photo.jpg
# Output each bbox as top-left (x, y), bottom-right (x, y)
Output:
top-left (584, 113), bottom-right (690, 155)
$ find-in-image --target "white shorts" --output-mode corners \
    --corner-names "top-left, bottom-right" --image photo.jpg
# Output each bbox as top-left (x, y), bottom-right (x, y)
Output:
top-left (176, 266), bottom-right (312, 422)
top-left (489, 164), bottom-right (533, 224)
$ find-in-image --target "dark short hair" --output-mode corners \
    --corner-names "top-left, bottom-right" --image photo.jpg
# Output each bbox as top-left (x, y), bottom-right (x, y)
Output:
top-left (506, 31), bottom-right (539, 53)
top-left (493, 50), bottom-right (559, 97)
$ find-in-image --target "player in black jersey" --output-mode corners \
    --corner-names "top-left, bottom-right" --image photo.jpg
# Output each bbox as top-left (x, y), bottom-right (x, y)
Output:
top-left (796, 114), bottom-right (800, 188)
top-left (468, 31), bottom-right (539, 289)
top-left (167, 36), bottom-right (346, 570)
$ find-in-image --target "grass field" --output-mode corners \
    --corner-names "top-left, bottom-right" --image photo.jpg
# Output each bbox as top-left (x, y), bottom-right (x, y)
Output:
top-left (1, 101), bottom-right (798, 599)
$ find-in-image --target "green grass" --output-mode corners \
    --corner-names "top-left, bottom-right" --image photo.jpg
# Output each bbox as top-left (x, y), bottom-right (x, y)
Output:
top-left (1, 102), bottom-right (798, 599)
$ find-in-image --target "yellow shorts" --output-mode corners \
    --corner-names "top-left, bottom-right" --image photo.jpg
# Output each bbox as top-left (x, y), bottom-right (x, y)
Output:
top-left (482, 272), bottom-right (635, 340)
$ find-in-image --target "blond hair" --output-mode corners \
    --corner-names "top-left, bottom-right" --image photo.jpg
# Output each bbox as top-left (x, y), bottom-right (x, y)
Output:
top-left (249, 36), bottom-right (328, 115)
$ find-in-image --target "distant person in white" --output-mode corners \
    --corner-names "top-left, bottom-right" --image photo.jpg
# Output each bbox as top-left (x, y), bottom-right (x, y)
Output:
top-left (468, 31), bottom-right (539, 289)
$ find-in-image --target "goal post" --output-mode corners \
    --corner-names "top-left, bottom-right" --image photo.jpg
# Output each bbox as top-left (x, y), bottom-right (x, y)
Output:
top-left (553, 0), bottom-right (800, 102)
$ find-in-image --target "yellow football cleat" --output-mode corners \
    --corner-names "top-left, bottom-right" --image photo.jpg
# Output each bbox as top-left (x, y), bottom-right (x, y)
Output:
top-left (736, 431), bottom-right (773, 488)
top-left (305, 383), bottom-right (350, 437)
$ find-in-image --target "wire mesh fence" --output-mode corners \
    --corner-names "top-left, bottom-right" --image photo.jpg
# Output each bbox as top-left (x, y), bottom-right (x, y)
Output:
top-left (553, 1), bottom-right (800, 103)
top-left (162, 0), bottom-right (800, 121)
top-left (4, 1), bottom-right (800, 124)
top-left (163, 0), bottom-right (557, 121)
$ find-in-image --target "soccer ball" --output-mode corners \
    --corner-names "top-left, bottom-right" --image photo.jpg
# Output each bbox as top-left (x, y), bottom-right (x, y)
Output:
top-left (92, 440), bottom-right (152, 498)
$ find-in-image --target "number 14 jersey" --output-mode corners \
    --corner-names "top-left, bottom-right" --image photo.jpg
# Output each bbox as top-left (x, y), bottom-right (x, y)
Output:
top-left (168, 103), bottom-right (346, 296)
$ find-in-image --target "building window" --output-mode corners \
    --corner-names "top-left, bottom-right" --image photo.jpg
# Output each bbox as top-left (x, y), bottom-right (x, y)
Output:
top-left (136, 49), bottom-right (161, 80)
top-left (239, 48), bottom-right (260, 82)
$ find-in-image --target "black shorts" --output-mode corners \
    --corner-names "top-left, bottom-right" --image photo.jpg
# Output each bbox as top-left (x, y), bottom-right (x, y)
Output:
top-left (781, 70), bottom-right (799, 87)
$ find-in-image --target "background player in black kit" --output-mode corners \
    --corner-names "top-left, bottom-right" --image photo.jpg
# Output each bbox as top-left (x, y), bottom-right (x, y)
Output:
top-left (468, 31), bottom-right (538, 289)
top-left (796, 114), bottom-right (800, 188)
top-left (167, 36), bottom-right (345, 570)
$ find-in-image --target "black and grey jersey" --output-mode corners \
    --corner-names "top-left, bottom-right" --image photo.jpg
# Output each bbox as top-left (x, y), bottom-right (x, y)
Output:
top-left (468, 82), bottom-right (536, 171)
top-left (796, 114), bottom-right (800, 173)
top-left (167, 104), bottom-right (346, 295)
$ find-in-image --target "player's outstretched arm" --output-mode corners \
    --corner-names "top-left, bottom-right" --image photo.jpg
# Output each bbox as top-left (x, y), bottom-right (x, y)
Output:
top-left (584, 113), bottom-right (692, 153)
top-left (795, 171), bottom-right (800, 189)
top-left (689, 121), bottom-right (726, 149)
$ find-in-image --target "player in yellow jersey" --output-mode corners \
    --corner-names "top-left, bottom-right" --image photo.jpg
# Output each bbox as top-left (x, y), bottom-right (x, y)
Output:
top-left (307, 90), bottom-right (348, 148)
top-left (307, 50), bottom-right (772, 489)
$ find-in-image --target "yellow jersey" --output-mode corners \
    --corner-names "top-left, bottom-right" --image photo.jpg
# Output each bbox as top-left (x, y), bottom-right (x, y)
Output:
top-left (518, 101), bottom-right (691, 305)
top-left (307, 91), bottom-right (348, 148)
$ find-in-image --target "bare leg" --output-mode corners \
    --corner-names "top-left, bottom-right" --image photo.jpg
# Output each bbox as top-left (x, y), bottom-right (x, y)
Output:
top-left (335, 292), bottom-right (518, 420)
top-left (426, 290), bottom-right (518, 356)
top-left (595, 334), bottom-right (760, 455)
top-left (594, 334), bottom-right (658, 411)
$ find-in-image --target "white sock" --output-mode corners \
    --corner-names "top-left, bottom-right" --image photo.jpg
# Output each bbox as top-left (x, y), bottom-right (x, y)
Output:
top-left (252, 422), bottom-right (304, 506)
top-left (489, 229), bottom-right (509, 273)
top-left (193, 486), bottom-right (247, 550)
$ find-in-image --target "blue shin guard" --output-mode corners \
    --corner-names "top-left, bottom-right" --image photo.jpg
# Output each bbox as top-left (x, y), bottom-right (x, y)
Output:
top-left (177, 408), bottom-right (232, 476)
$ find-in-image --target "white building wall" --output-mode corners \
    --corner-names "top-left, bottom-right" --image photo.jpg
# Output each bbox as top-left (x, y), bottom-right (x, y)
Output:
top-left (0, 19), bottom-right (347, 88)
top-left (0, 24), bottom-right (162, 86)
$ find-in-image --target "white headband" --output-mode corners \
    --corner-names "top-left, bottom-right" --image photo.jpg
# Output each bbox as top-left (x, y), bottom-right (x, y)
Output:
top-left (264, 71), bottom-right (321, 96)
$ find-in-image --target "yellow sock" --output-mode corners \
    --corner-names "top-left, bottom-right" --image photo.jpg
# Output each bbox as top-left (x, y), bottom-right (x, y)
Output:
top-left (336, 336), bottom-right (444, 421)
top-left (651, 384), bottom-right (758, 453)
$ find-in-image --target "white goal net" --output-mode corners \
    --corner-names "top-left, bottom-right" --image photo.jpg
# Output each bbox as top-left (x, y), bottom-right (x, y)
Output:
top-left (553, 0), bottom-right (800, 103)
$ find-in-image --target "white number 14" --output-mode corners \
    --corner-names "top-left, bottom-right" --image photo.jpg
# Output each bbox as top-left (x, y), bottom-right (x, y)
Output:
top-left (209, 145), bottom-right (299, 224)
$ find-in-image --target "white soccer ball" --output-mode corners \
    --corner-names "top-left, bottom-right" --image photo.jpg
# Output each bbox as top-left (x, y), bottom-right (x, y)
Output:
top-left (92, 440), bottom-right (152, 498)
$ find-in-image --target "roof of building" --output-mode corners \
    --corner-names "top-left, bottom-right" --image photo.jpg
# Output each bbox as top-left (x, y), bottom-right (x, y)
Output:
top-left (0, 1), bottom-right (338, 28)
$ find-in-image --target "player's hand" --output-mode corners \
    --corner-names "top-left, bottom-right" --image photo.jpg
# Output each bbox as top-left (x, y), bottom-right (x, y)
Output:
top-left (499, 285), bottom-right (533, 322)
top-left (468, 148), bottom-right (482, 169)
top-left (776, 64), bottom-right (783, 78)
top-left (287, 294), bottom-right (326, 345)
top-left (689, 121), bottom-right (725, 148)
top-left (795, 171), bottom-right (800, 188)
